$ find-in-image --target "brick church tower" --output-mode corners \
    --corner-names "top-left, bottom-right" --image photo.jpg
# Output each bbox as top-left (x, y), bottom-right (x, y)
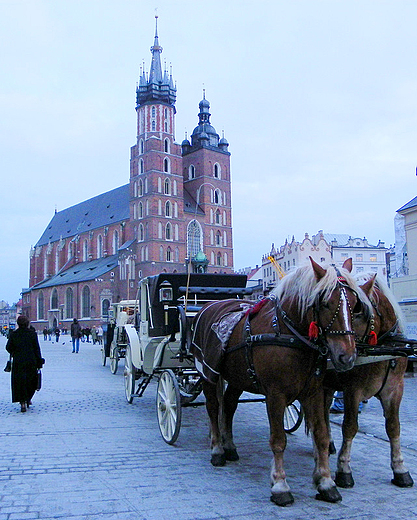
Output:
top-left (129, 17), bottom-right (233, 277)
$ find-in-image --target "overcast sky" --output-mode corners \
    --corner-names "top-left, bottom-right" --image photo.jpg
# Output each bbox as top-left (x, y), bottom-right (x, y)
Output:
top-left (1, 0), bottom-right (417, 304)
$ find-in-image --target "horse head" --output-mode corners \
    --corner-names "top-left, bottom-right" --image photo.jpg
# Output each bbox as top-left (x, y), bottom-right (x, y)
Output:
top-left (274, 257), bottom-right (362, 372)
top-left (357, 273), bottom-right (404, 342)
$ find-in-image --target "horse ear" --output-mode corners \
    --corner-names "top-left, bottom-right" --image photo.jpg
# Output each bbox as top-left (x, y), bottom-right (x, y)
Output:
top-left (309, 256), bottom-right (326, 280)
top-left (342, 258), bottom-right (353, 272)
top-left (360, 274), bottom-right (377, 297)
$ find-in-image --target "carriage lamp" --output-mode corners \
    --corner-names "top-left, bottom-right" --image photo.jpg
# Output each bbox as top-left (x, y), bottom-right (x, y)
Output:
top-left (159, 281), bottom-right (173, 302)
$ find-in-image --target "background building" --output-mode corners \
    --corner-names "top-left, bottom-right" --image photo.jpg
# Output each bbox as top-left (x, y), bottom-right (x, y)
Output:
top-left (22, 19), bottom-right (234, 331)
top-left (391, 196), bottom-right (417, 339)
top-left (261, 230), bottom-right (388, 293)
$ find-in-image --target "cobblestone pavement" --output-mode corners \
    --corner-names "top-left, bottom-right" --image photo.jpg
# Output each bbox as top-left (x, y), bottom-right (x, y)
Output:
top-left (1, 335), bottom-right (416, 520)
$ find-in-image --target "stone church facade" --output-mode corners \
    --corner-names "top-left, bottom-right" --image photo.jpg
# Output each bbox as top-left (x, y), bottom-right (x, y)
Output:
top-left (22, 18), bottom-right (234, 331)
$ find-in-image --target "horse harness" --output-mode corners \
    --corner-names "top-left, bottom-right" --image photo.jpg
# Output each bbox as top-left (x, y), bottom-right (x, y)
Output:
top-left (225, 273), bottom-right (359, 390)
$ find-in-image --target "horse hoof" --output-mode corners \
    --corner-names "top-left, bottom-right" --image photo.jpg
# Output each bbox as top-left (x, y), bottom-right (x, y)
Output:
top-left (335, 471), bottom-right (355, 488)
top-left (392, 472), bottom-right (414, 488)
top-left (329, 441), bottom-right (336, 455)
top-left (211, 453), bottom-right (226, 467)
top-left (270, 491), bottom-right (294, 506)
top-left (224, 448), bottom-right (239, 462)
top-left (315, 486), bottom-right (342, 503)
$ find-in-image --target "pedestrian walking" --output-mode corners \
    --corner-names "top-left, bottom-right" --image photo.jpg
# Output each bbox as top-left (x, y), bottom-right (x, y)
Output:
top-left (97, 325), bottom-right (103, 345)
top-left (43, 327), bottom-right (48, 340)
top-left (91, 327), bottom-right (97, 345)
top-left (71, 318), bottom-right (82, 353)
top-left (5, 315), bottom-right (44, 413)
top-left (54, 327), bottom-right (60, 343)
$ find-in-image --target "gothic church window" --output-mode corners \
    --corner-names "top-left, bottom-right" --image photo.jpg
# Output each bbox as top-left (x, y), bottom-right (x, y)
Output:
top-left (164, 158), bottom-right (170, 173)
top-left (165, 201), bottom-right (171, 217)
top-left (189, 165), bottom-right (195, 179)
top-left (166, 247), bottom-right (172, 262)
top-left (139, 159), bottom-right (144, 174)
top-left (83, 240), bottom-right (88, 262)
top-left (82, 286), bottom-right (90, 318)
top-left (51, 288), bottom-right (58, 310)
top-left (97, 235), bottom-right (103, 258)
top-left (164, 178), bottom-right (170, 195)
top-left (113, 231), bottom-right (119, 254)
top-left (139, 139), bottom-right (144, 154)
top-left (37, 292), bottom-right (44, 320)
top-left (166, 223), bottom-right (172, 240)
top-left (187, 220), bottom-right (202, 258)
top-left (66, 288), bottom-right (73, 319)
top-left (214, 163), bottom-right (221, 179)
top-left (164, 139), bottom-right (169, 153)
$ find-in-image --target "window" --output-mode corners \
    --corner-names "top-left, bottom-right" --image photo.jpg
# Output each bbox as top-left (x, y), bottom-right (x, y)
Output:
top-left (370, 254), bottom-right (377, 262)
top-left (216, 252), bottom-right (222, 266)
top-left (214, 163), bottom-right (221, 179)
top-left (82, 286), bottom-right (90, 318)
top-left (216, 231), bottom-right (221, 246)
top-left (51, 288), bottom-right (58, 309)
top-left (159, 246), bottom-right (164, 261)
top-left (164, 178), bottom-right (170, 195)
top-left (215, 210), bottom-right (221, 225)
top-left (152, 120), bottom-right (156, 131)
top-left (139, 139), bottom-right (144, 154)
top-left (151, 106), bottom-right (156, 117)
top-left (139, 179), bottom-right (143, 196)
top-left (38, 292), bottom-right (44, 320)
top-left (139, 159), bottom-right (144, 174)
top-left (83, 239), bottom-right (88, 262)
top-left (165, 201), bottom-right (171, 217)
top-left (113, 231), bottom-right (119, 255)
top-left (164, 158), bottom-right (170, 173)
top-left (356, 253), bottom-right (363, 262)
top-left (187, 220), bottom-right (202, 258)
top-left (66, 288), bottom-right (73, 319)
top-left (102, 299), bottom-right (110, 318)
top-left (166, 247), bottom-right (172, 262)
top-left (166, 222), bottom-right (172, 240)
top-left (97, 235), bottom-right (103, 258)
top-left (164, 138), bottom-right (169, 153)
top-left (139, 202), bottom-right (143, 219)
top-left (139, 224), bottom-right (144, 241)
top-left (189, 165), bottom-right (195, 179)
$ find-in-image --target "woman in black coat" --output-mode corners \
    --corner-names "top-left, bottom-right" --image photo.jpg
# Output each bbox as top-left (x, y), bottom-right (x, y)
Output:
top-left (6, 315), bottom-right (44, 412)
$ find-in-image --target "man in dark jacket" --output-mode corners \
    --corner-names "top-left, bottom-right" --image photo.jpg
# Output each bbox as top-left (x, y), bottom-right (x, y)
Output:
top-left (70, 318), bottom-right (82, 353)
top-left (6, 315), bottom-right (44, 412)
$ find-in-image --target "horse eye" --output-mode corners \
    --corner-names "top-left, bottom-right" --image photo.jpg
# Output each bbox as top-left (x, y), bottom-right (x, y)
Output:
top-left (352, 300), bottom-right (363, 314)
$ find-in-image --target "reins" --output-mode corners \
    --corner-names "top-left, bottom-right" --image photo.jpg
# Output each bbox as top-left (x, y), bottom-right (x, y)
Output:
top-left (225, 271), bottom-right (359, 389)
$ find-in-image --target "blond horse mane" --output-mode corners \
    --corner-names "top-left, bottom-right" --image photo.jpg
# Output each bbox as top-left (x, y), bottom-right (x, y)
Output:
top-left (355, 272), bottom-right (405, 333)
top-left (271, 261), bottom-right (365, 319)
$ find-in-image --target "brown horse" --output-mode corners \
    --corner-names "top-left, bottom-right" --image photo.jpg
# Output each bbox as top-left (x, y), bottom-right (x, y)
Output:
top-left (323, 271), bottom-right (414, 489)
top-left (191, 258), bottom-right (364, 506)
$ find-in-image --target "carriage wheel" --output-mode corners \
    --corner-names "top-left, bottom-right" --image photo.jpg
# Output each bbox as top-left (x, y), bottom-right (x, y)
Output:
top-left (283, 401), bottom-right (304, 433)
top-left (156, 370), bottom-right (182, 445)
top-left (110, 349), bottom-right (119, 375)
top-left (101, 347), bottom-right (106, 367)
top-left (123, 344), bottom-right (135, 404)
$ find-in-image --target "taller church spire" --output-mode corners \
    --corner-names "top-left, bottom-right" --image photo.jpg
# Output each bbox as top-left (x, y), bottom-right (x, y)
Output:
top-left (136, 15), bottom-right (176, 108)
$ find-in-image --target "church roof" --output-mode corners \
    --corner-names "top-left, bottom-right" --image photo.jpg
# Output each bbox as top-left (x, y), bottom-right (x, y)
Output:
top-left (32, 255), bottom-right (119, 289)
top-left (35, 184), bottom-right (129, 247)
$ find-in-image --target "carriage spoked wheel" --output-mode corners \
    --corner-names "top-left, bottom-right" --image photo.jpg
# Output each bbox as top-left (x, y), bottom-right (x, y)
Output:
top-left (156, 369), bottom-right (182, 445)
top-left (110, 348), bottom-right (119, 375)
top-left (283, 401), bottom-right (304, 433)
top-left (123, 344), bottom-right (135, 404)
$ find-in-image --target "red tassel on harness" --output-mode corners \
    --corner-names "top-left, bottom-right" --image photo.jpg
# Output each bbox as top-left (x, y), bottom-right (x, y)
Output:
top-left (309, 321), bottom-right (319, 340)
top-left (368, 331), bottom-right (378, 345)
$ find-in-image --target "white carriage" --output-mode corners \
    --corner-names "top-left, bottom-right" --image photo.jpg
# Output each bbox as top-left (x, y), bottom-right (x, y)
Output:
top-left (107, 273), bottom-right (304, 444)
